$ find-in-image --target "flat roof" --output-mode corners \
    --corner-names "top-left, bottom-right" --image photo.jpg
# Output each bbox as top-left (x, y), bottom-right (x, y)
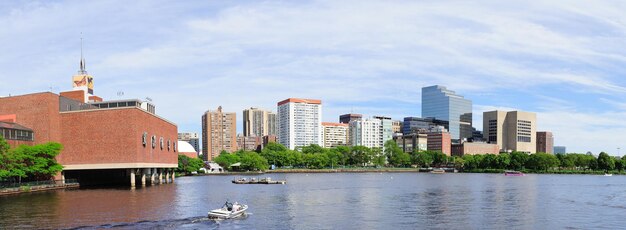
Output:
top-left (277, 98), bottom-right (322, 106)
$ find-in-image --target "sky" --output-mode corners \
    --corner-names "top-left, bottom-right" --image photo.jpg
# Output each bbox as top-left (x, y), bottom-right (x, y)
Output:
top-left (1, 0), bottom-right (626, 155)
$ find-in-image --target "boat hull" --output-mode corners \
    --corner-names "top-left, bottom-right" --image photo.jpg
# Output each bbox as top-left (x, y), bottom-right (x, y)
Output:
top-left (208, 205), bottom-right (248, 219)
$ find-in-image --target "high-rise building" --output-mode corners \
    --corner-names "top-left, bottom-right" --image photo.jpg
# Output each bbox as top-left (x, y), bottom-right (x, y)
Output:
top-left (373, 116), bottom-right (393, 148)
top-left (243, 107), bottom-right (276, 137)
top-left (483, 110), bottom-right (537, 153)
top-left (427, 131), bottom-right (452, 156)
top-left (202, 106), bottom-right (237, 161)
top-left (178, 132), bottom-right (200, 154)
top-left (322, 122), bottom-right (349, 148)
top-left (536, 131), bottom-right (554, 154)
top-left (422, 85), bottom-right (472, 142)
top-left (349, 118), bottom-right (382, 149)
top-left (554, 146), bottom-right (567, 154)
top-left (277, 98), bottom-right (322, 150)
top-left (402, 117), bottom-right (449, 135)
top-left (392, 120), bottom-right (402, 134)
top-left (339, 113), bottom-right (362, 124)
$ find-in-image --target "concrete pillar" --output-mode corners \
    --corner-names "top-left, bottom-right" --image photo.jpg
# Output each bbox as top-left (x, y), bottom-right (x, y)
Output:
top-left (165, 170), bottom-right (170, 183)
top-left (141, 169), bottom-right (147, 187)
top-left (61, 171), bottom-right (66, 185)
top-left (171, 169), bottom-right (175, 182)
top-left (150, 168), bottom-right (156, 185)
top-left (158, 168), bottom-right (163, 184)
top-left (130, 169), bottom-right (136, 188)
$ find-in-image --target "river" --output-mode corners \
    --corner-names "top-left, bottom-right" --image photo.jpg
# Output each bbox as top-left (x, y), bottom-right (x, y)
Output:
top-left (1, 173), bottom-right (625, 229)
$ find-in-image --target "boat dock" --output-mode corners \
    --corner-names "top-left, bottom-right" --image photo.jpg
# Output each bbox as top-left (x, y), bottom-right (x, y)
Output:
top-left (232, 177), bottom-right (286, 184)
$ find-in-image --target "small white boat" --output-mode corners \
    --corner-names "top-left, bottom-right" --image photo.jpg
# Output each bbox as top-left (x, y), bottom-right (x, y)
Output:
top-left (604, 173), bottom-right (613, 177)
top-left (208, 201), bottom-right (248, 219)
top-left (430, 168), bottom-right (445, 174)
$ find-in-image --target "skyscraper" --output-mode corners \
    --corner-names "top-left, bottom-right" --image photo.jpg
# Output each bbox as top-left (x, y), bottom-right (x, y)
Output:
top-left (243, 107), bottom-right (276, 137)
top-left (277, 98), bottom-right (322, 150)
top-left (202, 106), bottom-right (237, 161)
top-left (421, 85), bottom-right (472, 142)
top-left (483, 110), bottom-right (536, 153)
top-left (373, 116), bottom-right (393, 148)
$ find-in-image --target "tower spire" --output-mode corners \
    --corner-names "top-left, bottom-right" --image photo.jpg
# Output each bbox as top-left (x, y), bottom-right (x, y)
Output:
top-left (79, 33), bottom-right (87, 74)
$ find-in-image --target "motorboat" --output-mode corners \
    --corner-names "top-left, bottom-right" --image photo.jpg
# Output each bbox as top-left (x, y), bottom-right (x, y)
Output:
top-left (504, 171), bottom-right (525, 176)
top-left (604, 173), bottom-right (613, 177)
top-left (208, 201), bottom-right (248, 219)
top-left (430, 168), bottom-right (445, 174)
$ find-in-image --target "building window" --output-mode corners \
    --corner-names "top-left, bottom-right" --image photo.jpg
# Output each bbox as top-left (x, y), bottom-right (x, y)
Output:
top-left (160, 137), bottom-right (164, 150)
top-left (142, 132), bottom-right (147, 147)
top-left (151, 135), bottom-right (156, 149)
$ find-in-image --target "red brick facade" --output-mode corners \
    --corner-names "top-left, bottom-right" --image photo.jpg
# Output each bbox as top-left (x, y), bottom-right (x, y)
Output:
top-left (427, 132), bottom-right (451, 156)
top-left (0, 92), bottom-right (178, 169)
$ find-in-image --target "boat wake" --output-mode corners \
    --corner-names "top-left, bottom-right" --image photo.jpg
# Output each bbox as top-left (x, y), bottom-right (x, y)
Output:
top-left (65, 215), bottom-right (240, 230)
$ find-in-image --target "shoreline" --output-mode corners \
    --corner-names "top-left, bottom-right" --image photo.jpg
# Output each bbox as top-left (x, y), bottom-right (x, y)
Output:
top-left (185, 168), bottom-right (626, 176)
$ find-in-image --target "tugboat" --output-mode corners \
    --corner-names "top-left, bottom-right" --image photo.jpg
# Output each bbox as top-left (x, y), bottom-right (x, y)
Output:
top-left (208, 201), bottom-right (248, 219)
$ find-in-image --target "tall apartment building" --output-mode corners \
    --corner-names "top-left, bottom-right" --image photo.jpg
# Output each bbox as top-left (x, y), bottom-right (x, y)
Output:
top-left (243, 107), bottom-right (276, 137)
top-left (483, 110), bottom-right (537, 153)
top-left (537, 131), bottom-right (554, 154)
top-left (277, 98), bottom-right (322, 150)
top-left (202, 106), bottom-right (237, 161)
top-left (373, 116), bottom-right (393, 148)
top-left (339, 113), bottom-right (362, 124)
top-left (427, 131), bottom-right (452, 156)
top-left (236, 134), bottom-right (262, 152)
top-left (178, 132), bottom-right (200, 154)
top-left (349, 118), bottom-right (382, 149)
top-left (422, 85), bottom-right (472, 142)
top-left (322, 122), bottom-right (349, 148)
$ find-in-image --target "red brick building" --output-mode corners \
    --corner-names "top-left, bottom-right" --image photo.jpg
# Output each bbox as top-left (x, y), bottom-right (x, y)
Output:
top-left (0, 91), bottom-right (178, 187)
top-left (427, 132), bottom-right (451, 156)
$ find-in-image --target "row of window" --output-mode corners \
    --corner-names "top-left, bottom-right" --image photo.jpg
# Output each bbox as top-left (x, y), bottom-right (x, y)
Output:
top-left (1, 128), bottom-right (34, 141)
top-left (142, 132), bottom-right (177, 152)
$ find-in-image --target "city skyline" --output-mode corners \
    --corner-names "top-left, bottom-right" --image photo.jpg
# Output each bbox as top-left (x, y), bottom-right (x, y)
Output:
top-left (1, 1), bottom-right (626, 154)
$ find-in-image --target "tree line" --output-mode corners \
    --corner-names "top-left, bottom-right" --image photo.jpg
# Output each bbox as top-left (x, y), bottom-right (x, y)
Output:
top-left (213, 140), bottom-right (626, 173)
top-left (0, 136), bottom-right (63, 183)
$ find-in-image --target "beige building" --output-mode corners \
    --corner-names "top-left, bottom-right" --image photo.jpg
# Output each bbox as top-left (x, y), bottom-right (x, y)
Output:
top-left (202, 106), bottom-right (237, 161)
top-left (537, 131), bottom-right (554, 154)
top-left (243, 107), bottom-right (276, 137)
top-left (392, 120), bottom-right (402, 134)
top-left (322, 122), bottom-right (349, 148)
top-left (483, 110), bottom-right (536, 153)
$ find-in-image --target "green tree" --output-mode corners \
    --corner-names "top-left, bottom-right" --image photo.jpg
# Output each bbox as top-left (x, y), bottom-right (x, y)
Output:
top-left (495, 153), bottom-right (511, 169)
top-left (480, 154), bottom-right (498, 169)
top-left (597, 152), bottom-right (615, 172)
top-left (303, 153), bottom-right (329, 169)
top-left (525, 153), bottom-right (560, 171)
top-left (614, 156), bottom-right (624, 172)
top-left (214, 152), bottom-right (241, 170)
top-left (351, 146), bottom-right (372, 166)
top-left (413, 151), bottom-right (433, 168)
top-left (510, 152), bottom-right (529, 170)
top-left (302, 144), bottom-right (325, 154)
top-left (325, 149), bottom-right (343, 168)
top-left (177, 155), bottom-right (203, 175)
top-left (238, 151), bottom-right (269, 171)
top-left (453, 157), bottom-right (465, 169)
top-left (462, 155), bottom-right (478, 170)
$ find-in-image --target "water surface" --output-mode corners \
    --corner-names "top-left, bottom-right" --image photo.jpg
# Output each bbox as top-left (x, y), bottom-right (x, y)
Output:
top-left (1, 173), bottom-right (625, 229)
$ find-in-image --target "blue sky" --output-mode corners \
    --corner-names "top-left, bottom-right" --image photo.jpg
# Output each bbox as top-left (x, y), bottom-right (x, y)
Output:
top-left (1, 1), bottom-right (626, 154)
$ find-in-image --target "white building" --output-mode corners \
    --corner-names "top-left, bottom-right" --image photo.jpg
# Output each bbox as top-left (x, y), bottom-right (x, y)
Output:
top-left (277, 98), bottom-right (323, 150)
top-left (373, 116), bottom-right (393, 148)
top-left (349, 118), bottom-right (383, 149)
top-left (322, 122), bottom-right (349, 148)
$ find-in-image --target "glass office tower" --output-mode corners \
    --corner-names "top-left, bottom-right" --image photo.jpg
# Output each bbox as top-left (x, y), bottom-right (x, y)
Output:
top-left (421, 85), bottom-right (472, 142)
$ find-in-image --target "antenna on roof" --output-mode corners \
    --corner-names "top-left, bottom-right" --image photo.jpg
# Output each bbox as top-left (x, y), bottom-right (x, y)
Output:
top-left (117, 91), bottom-right (124, 98)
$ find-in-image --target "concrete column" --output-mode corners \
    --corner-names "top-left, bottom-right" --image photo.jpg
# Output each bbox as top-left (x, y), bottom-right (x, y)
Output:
top-left (150, 168), bottom-right (156, 185)
top-left (171, 169), bottom-right (175, 183)
top-left (158, 168), bottom-right (163, 184)
top-left (165, 170), bottom-right (170, 183)
top-left (141, 169), bottom-right (147, 187)
top-left (61, 171), bottom-right (66, 185)
top-left (129, 169), bottom-right (136, 188)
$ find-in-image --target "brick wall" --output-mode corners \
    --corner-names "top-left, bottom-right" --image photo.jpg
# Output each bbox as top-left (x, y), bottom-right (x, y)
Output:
top-left (0, 92), bottom-right (62, 147)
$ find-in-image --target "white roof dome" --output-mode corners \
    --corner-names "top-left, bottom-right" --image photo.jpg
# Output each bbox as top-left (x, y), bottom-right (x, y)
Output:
top-left (177, 141), bottom-right (196, 153)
